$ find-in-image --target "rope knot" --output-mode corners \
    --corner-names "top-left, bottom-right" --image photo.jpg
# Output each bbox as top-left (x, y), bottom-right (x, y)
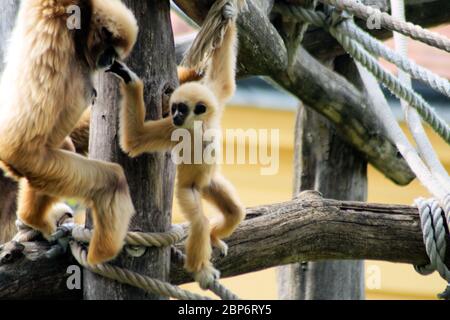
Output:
top-left (414, 198), bottom-right (450, 299)
top-left (326, 6), bottom-right (353, 27)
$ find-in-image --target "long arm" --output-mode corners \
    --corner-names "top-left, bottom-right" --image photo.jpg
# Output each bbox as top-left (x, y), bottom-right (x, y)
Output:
top-left (203, 22), bottom-right (238, 105)
top-left (119, 79), bottom-right (176, 157)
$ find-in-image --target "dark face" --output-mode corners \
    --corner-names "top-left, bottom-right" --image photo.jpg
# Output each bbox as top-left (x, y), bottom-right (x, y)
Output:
top-left (92, 28), bottom-right (119, 70)
top-left (171, 102), bottom-right (207, 127)
top-left (97, 46), bottom-right (118, 69)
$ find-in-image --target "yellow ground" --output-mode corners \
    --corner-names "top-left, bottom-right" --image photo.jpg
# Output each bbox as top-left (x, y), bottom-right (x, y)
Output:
top-left (177, 105), bottom-right (450, 300)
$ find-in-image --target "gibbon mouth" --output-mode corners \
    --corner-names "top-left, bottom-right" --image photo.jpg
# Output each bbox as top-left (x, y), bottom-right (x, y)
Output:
top-left (97, 46), bottom-right (118, 69)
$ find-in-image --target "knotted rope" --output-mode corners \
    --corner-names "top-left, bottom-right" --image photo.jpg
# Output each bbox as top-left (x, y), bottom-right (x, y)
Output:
top-left (68, 224), bottom-right (240, 300)
top-left (414, 198), bottom-right (450, 299)
top-left (70, 241), bottom-right (212, 300)
top-left (12, 220), bottom-right (240, 300)
top-left (181, 0), bottom-right (247, 72)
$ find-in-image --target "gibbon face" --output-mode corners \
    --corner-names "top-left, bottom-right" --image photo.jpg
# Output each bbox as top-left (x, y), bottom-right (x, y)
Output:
top-left (86, 0), bottom-right (138, 69)
top-left (169, 83), bottom-right (218, 129)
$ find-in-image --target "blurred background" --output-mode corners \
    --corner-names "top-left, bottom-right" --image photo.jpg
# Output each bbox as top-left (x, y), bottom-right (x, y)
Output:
top-left (172, 10), bottom-right (450, 300)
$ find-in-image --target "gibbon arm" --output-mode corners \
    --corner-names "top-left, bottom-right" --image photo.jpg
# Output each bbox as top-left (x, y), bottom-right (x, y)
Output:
top-left (67, 67), bottom-right (197, 155)
top-left (119, 78), bottom-right (176, 157)
top-left (204, 22), bottom-right (238, 105)
top-left (178, 66), bottom-right (204, 84)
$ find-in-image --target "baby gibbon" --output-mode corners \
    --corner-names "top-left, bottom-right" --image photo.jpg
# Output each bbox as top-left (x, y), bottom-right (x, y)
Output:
top-left (108, 20), bottom-right (245, 285)
top-left (0, 0), bottom-right (138, 265)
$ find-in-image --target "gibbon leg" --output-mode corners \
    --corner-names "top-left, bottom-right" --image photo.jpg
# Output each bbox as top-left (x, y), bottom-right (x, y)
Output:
top-left (202, 173), bottom-right (245, 256)
top-left (17, 137), bottom-right (77, 236)
top-left (177, 185), bottom-right (220, 286)
top-left (17, 180), bottom-right (60, 237)
top-left (18, 148), bottom-right (134, 265)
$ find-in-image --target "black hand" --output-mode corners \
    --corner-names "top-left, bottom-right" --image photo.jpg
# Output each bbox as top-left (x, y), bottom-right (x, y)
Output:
top-left (106, 60), bottom-right (133, 84)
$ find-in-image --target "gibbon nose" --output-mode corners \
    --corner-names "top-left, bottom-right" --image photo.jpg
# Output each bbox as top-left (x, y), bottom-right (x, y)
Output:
top-left (173, 115), bottom-right (184, 126)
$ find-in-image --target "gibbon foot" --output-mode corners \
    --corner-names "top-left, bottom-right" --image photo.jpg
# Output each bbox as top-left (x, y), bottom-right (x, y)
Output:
top-left (211, 236), bottom-right (228, 257)
top-left (223, 2), bottom-right (237, 20)
top-left (194, 264), bottom-right (221, 290)
top-left (106, 60), bottom-right (138, 84)
top-left (20, 203), bottom-right (74, 240)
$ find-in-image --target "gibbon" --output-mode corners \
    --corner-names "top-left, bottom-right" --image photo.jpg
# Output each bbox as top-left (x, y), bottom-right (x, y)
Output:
top-left (108, 21), bottom-right (245, 284)
top-left (0, 0), bottom-right (139, 265)
top-left (65, 67), bottom-right (204, 157)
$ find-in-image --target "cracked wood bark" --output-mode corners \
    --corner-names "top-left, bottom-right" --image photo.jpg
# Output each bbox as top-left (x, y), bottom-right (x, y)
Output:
top-left (173, 0), bottom-right (415, 186)
top-left (0, 0), bottom-right (19, 245)
top-left (1, 193), bottom-right (439, 298)
top-left (277, 55), bottom-right (367, 300)
top-left (84, 0), bottom-right (177, 300)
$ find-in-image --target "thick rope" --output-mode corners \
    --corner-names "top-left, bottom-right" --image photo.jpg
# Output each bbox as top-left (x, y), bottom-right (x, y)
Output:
top-left (70, 242), bottom-right (212, 300)
top-left (57, 224), bottom-right (240, 300)
top-left (339, 20), bottom-right (450, 101)
top-left (181, 0), bottom-right (247, 72)
top-left (414, 198), bottom-right (450, 299)
top-left (9, 221), bottom-right (239, 300)
top-left (389, 0), bottom-right (450, 202)
top-left (171, 247), bottom-right (240, 300)
top-left (282, 6), bottom-right (450, 145)
top-left (318, 0), bottom-right (450, 53)
top-left (12, 220), bottom-right (40, 243)
top-left (340, 19), bottom-right (450, 190)
top-left (72, 225), bottom-right (184, 248)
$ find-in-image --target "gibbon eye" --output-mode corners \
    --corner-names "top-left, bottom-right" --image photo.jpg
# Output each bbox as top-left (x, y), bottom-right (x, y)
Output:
top-left (178, 103), bottom-right (189, 114)
top-left (171, 103), bottom-right (177, 115)
top-left (194, 103), bottom-right (207, 115)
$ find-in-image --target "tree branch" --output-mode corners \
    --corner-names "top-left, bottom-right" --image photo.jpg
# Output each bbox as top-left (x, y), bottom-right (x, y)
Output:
top-left (174, 0), bottom-right (417, 185)
top-left (1, 191), bottom-right (441, 298)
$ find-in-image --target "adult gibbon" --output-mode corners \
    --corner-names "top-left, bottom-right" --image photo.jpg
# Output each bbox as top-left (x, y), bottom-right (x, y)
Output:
top-left (107, 16), bottom-right (245, 285)
top-left (0, 0), bottom-right (138, 265)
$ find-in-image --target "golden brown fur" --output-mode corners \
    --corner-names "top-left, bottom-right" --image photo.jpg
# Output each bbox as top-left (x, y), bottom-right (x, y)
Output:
top-left (0, 0), bottom-right (138, 265)
top-left (111, 22), bottom-right (245, 286)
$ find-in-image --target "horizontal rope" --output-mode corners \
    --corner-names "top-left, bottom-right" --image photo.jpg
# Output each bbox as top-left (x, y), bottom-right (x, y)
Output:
top-left (59, 224), bottom-right (240, 300)
top-left (72, 225), bottom-right (185, 248)
top-left (318, 0), bottom-right (450, 53)
top-left (70, 242), bottom-right (212, 300)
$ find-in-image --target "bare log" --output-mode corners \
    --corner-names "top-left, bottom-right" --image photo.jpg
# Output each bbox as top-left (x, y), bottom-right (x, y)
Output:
top-left (170, 191), bottom-right (434, 284)
top-left (1, 192), bottom-right (438, 298)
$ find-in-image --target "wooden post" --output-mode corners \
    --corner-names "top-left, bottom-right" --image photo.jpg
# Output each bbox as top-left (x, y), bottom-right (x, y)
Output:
top-left (83, 0), bottom-right (178, 299)
top-left (278, 55), bottom-right (368, 300)
top-left (0, 0), bottom-right (19, 244)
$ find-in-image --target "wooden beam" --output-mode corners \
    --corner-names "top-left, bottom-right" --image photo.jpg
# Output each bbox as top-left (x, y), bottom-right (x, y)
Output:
top-left (1, 192), bottom-right (437, 298)
top-left (277, 55), bottom-right (368, 300)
